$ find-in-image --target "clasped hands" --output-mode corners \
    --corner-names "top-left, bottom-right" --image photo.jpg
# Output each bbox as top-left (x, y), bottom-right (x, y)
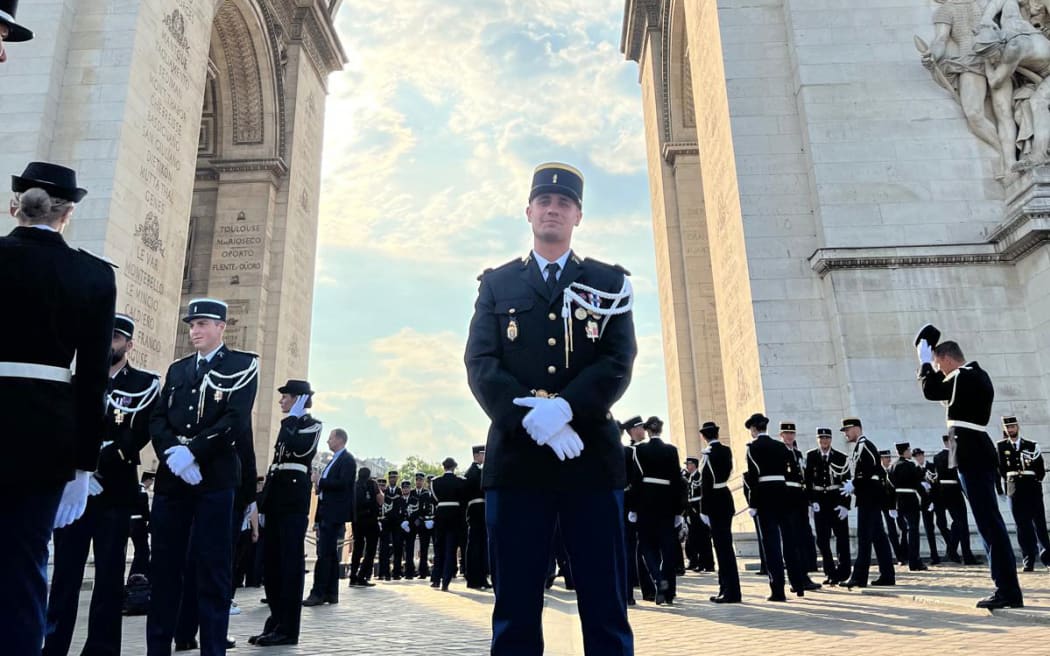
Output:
top-left (164, 445), bottom-right (202, 485)
top-left (513, 396), bottom-right (583, 461)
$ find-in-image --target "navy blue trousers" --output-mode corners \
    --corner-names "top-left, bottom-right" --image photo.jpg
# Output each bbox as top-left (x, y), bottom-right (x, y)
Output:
top-left (1010, 491), bottom-right (1050, 566)
top-left (44, 501), bottom-right (130, 656)
top-left (959, 468), bottom-right (1022, 601)
top-left (0, 485), bottom-right (62, 656)
top-left (431, 517), bottom-right (462, 588)
top-left (709, 512), bottom-right (740, 600)
top-left (637, 515), bottom-right (678, 599)
top-left (147, 489), bottom-right (234, 656)
top-left (852, 505), bottom-right (895, 585)
top-left (263, 513), bottom-right (308, 639)
top-left (309, 520), bottom-right (345, 600)
top-left (756, 508), bottom-right (807, 593)
top-left (486, 488), bottom-right (632, 656)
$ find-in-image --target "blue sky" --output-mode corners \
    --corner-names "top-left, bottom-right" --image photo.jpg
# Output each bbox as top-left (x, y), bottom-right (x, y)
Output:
top-left (308, 0), bottom-right (668, 463)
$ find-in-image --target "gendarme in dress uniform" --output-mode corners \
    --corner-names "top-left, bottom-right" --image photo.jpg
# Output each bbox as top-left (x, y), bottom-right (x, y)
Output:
top-left (465, 162), bottom-right (637, 655)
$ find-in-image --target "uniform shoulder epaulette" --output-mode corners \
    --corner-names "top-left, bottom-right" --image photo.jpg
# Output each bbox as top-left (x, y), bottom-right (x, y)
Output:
top-left (477, 258), bottom-right (520, 281)
top-left (78, 247), bottom-right (119, 269)
top-left (176, 351), bottom-right (197, 363)
top-left (129, 364), bottom-right (162, 378)
top-left (583, 257), bottom-right (631, 277)
top-left (805, 447), bottom-right (819, 456)
top-left (228, 348), bottom-right (260, 359)
top-left (476, 267), bottom-right (494, 282)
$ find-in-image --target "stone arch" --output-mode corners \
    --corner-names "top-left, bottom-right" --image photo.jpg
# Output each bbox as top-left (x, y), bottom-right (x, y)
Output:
top-left (664, 0), bottom-right (696, 141)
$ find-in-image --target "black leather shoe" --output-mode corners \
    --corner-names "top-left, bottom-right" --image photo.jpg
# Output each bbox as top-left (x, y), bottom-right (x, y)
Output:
top-left (767, 593), bottom-right (787, 602)
top-left (324, 595), bottom-right (339, 604)
top-left (302, 595), bottom-right (325, 607)
top-left (1022, 564), bottom-right (1035, 572)
top-left (430, 581), bottom-right (440, 588)
top-left (946, 553), bottom-right (961, 563)
top-left (642, 594), bottom-right (655, 602)
top-left (930, 557), bottom-right (941, 565)
top-left (976, 594), bottom-right (1024, 609)
top-left (256, 632), bottom-right (298, 646)
top-left (710, 595), bottom-right (741, 604)
top-left (804, 581), bottom-right (822, 591)
top-left (871, 577), bottom-right (895, 586)
top-left (358, 579), bottom-right (376, 587)
top-left (174, 641), bottom-right (198, 652)
top-left (840, 579), bottom-right (866, 589)
top-left (822, 578), bottom-right (838, 586)
top-left (963, 556), bottom-right (982, 565)
top-left (627, 597), bottom-right (636, 606)
top-left (441, 584), bottom-right (450, 591)
top-left (910, 563), bottom-right (929, 571)
top-left (348, 576), bottom-right (360, 586)
top-left (226, 637), bottom-right (236, 649)
top-left (755, 569), bottom-right (768, 576)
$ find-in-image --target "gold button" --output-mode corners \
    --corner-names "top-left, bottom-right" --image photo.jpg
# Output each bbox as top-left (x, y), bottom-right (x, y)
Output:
top-left (548, 338), bottom-right (556, 346)
top-left (547, 365), bottom-right (556, 374)
top-left (548, 313), bottom-right (557, 320)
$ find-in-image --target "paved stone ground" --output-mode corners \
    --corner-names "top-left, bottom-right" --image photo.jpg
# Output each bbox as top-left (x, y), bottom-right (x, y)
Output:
top-left (71, 562), bottom-right (1050, 654)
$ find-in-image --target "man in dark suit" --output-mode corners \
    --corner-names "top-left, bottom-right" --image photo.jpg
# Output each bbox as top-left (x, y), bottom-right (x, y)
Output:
top-left (304, 429), bottom-right (356, 606)
top-left (249, 379), bottom-right (321, 647)
top-left (0, 162), bottom-right (116, 653)
top-left (628, 428), bottom-right (686, 605)
top-left (464, 446), bottom-right (491, 589)
top-left (840, 418), bottom-right (895, 589)
top-left (743, 413), bottom-right (808, 601)
top-left (698, 421), bottom-right (740, 603)
top-left (147, 298), bottom-right (258, 656)
top-left (933, 434), bottom-right (977, 564)
top-left (0, 0), bottom-right (33, 64)
top-left (917, 329), bottom-right (1023, 608)
top-left (44, 314), bottom-right (159, 656)
top-left (465, 162), bottom-right (636, 654)
top-left (430, 458), bottom-right (466, 591)
top-left (997, 415), bottom-right (1050, 571)
top-left (805, 427), bottom-right (852, 585)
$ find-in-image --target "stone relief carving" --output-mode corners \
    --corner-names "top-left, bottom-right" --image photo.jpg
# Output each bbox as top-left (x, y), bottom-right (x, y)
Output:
top-left (919, 0), bottom-right (1050, 179)
top-left (214, 3), bottom-right (265, 145)
top-left (164, 9), bottom-right (190, 52)
top-left (134, 212), bottom-right (166, 256)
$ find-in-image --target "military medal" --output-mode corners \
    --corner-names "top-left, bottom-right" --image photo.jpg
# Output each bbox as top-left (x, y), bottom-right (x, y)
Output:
top-left (114, 409), bottom-right (124, 425)
top-left (214, 389), bottom-right (224, 402)
top-left (507, 318), bottom-right (519, 342)
top-left (586, 320), bottom-right (599, 342)
top-left (574, 307), bottom-right (587, 321)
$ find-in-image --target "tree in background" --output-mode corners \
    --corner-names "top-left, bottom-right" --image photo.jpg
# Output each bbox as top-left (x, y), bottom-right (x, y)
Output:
top-left (399, 455), bottom-right (444, 480)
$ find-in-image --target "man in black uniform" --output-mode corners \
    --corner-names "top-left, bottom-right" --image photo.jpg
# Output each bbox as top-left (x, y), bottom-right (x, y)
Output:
top-left (1, 162), bottom-right (116, 653)
top-left (683, 456), bottom-right (714, 573)
top-left (889, 442), bottom-right (929, 571)
top-left (628, 426), bottom-right (685, 605)
top-left (933, 434), bottom-right (977, 564)
top-left (997, 416), bottom-right (1050, 571)
top-left (698, 421), bottom-right (740, 603)
top-left (147, 298), bottom-right (259, 656)
top-left (744, 413), bottom-right (808, 601)
top-left (779, 422), bottom-right (820, 584)
top-left (840, 418), bottom-right (896, 589)
top-left (879, 449), bottom-right (905, 565)
top-left (129, 472), bottom-right (155, 579)
top-left (407, 472), bottom-right (435, 579)
top-left (0, 0), bottom-right (33, 64)
top-left (917, 327), bottom-right (1023, 608)
top-left (350, 467), bottom-right (382, 587)
top-left (912, 448), bottom-right (941, 565)
top-left (464, 446), bottom-right (491, 589)
top-left (430, 457), bottom-right (466, 591)
top-left (44, 314), bottom-right (159, 656)
top-left (394, 481), bottom-right (413, 577)
top-left (805, 427), bottom-right (852, 585)
top-left (465, 162), bottom-right (636, 654)
top-left (377, 470), bottom-right (400, 580)
top-left (622, 416), bottom-right (653, 604)
top-left (250, 379), bottom-right (321, 647)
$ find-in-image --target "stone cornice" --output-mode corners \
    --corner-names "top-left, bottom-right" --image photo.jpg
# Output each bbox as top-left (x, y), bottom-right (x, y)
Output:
top-left (621, 0), bottom-right (662, 63)
top-left (808, 243), bottom-right (1002, 277)
top-left (197, 157), bottom-right (289, 182)
top-left (663, 140), bottom-right (699, 164)
top-left (291, 0), bottom-right (346, 79)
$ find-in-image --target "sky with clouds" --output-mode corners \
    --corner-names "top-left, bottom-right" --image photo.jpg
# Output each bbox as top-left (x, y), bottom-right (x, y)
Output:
top-left (307, 0), bottom-right (668, 463)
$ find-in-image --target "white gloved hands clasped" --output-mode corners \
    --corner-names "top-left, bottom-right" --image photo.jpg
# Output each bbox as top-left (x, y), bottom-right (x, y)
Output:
top-left (700, 513), bottom-right (711, 527)
top-left (513, 396), bottom-right (572, 446)
top-left (748, 508), bottom-right (758, 518)
top-left (289, 394), bottom-right (309, 418)
top-left (88, 475), bottom-right (104, 496)
top-left (544, 425), bottom-right (584, 461)
top-left (54, 470), bottom-right (92, 529)
top-left (921, 481), bottom-right (932, 492)
top-left (841, 480), bottom-right (855, 496)
top-left (835, 505), bottom-right (848, 520)
top-left (164, 445), bottom-right (196, 476)
top-left (811, 502), bottom-right (820, 513)
top-left (424, 519), bottom-right (434, 530)
top-left (401, 520), bottom-right (410, 533)
top-left (927, 503), bottom-right (935, 512)
top-left (917, 339), bottom-right (933, 365)
top-left (674, 515), bottom-right (685, 528)
top-left (180, 463), bottom-right (202, 486)
top-left (627, 511), bottom-right (637, 523)
top-left (888, 509), bottom-right (899, 519)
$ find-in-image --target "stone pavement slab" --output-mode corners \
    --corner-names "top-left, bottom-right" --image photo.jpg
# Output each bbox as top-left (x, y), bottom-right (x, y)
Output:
top-left (71, 562), bottom-right (1050, 654)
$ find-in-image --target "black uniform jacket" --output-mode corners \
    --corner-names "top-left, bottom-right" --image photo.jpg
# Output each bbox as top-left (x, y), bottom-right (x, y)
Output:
top-left (465, 253), bottom-right (637, 490)
top-left (744, 434), bottom-right (791, 512)
top-left (919, 361), bottom-right (997, 471)
top-left (314, 450), bottom-right (357, 523)
top-left (0, 226), bottom-right (116, 488)
top-left (96, 363), bottom-right (160, 507)
top-left (889, 458), bottom-right (928, 513)
top-left (150, 345), bottom-right (259, 495)
top-left (408, 486), bottom-right (435, 529)
top-left (933, 448), bottom-right (963, 503)
top-left (997, 436), bottom-right (1046, 497)
top-left (805, 447), bottom-right (851, 512)
top-left (259, 414), bottom-right (322, 516)
top-left (849, 437), bottom-right (888, 509)
top-left (431, 472), bottom-right (467, 524)
top-left (627, 437), bottom-right (686, 518)
top-left (464, 463), bottom-right (485, 523)
top-left (699, 440), bottom-right (735, 518)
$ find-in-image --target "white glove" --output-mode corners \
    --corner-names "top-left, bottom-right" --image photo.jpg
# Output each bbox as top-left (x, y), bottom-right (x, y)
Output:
top-left (841, 480), bottom-right (855, 496)
top-left (164, 445), bottom-right (196, 476)
top-left (811, 502), bottom-right (820, 513)
top-left (927, 503), bottom-right (935, 512)
top-left (748, 508), bottom-right (758, 518)
top-left (54, 470), bottom-right (92, 528)
top-left (424, 519), bottom-right (434, 530)
top-left (700, 513), bottom-right (711, 527)
top-left (513, 396), bottom-right (572, 446)
top-left (917, 339), bottom-right (933, 364)
top-left (835, 506), bottom-right (848, 521)
top-left (401, 520), bottom-right (410, 533)
top-left (545, 425), bottom-right (584, 461)
top-left (289, 394), bottom-right (308, 418)
top-left (627, 511), bottom-right (637, 523)
top-left (88, 476), bottom-right (104, 496)
top-left (259, 514), bottom-right (266, 528)
top-left (888, 509), bottom-right (898, 519)
top-left (179, 462), bottom-right (203, 486)
top-left (921, 481), bottom-right (932, 492)
top-left (674, 515), bottom-right (685, 528)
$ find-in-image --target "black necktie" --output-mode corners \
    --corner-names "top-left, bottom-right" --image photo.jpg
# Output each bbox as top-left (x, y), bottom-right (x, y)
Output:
top-left (196, 358), bottom-right (205, 377)
top-left (545, 262), bottom-right (560, 293)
